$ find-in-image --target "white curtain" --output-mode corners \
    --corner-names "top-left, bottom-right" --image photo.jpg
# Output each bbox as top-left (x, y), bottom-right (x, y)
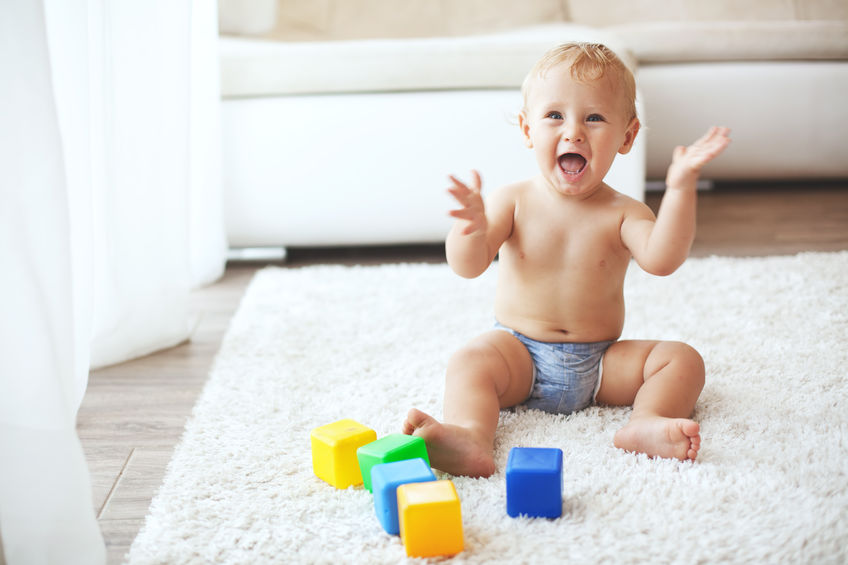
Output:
top-left (0, 0), bottom-right (225, 562)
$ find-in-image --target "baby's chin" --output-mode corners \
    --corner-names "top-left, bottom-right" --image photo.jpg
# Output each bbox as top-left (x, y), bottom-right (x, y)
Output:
top-left (544, 173), bottom-right (605, 198)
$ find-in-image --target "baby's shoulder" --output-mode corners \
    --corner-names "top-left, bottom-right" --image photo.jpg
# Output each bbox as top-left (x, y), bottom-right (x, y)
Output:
top-left (492, 178), bottom-right (534, 198)
top-left (604, 185), bottom-right (655, 219)
top-left (486, 178), bottom-right (533, 209)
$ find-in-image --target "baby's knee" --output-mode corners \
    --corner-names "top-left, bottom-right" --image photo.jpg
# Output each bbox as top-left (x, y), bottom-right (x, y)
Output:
top-left (651, 341), bottom-right (705, 387)
top-left (670, 342), bottom-right (705, 387)
top-left (449, 338), bottom-right (502, 367)
top-left (447, 346), bottom-right (481, 374)
top-left (445, 343), bottom-right (503, 384)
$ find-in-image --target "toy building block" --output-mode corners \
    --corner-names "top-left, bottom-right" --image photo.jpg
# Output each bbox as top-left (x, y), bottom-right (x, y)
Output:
top-left (311, 419), bottom-right (377, 489)
top-left (356, 433), bottom-right (429, 492)
top-left (371, 458), bottom-right (436, 535)
top-left (505, 446), bottom-right (563, 519)
top-left (397, 480), bottom-right (464, 558)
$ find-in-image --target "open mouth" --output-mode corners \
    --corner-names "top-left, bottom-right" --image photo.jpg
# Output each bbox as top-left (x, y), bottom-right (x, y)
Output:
top-left (558, 153), bottom-right (587, 175)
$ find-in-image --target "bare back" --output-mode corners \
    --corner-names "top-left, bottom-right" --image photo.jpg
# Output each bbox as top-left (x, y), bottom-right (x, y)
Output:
top-left (493, 177), bottom-right (653, 343)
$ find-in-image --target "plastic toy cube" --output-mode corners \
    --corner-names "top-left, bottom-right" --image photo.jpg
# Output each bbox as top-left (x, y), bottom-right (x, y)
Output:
top-left (506, 447), bottom-right (563, 519)
top-left (311, 419), bottom-right (377, 489)
top-left (397, 480), bottom-right (464, 558)
top-left (371, 458), bottom-right (436, 535)
top-left (356, 433), bottom-right (429, 492)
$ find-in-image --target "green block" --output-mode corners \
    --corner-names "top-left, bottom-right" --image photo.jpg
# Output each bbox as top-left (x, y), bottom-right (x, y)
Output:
top-left (357, 434), bottom-right (430, 492)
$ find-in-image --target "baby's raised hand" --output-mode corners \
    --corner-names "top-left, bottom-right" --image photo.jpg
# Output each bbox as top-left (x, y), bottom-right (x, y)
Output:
top-left (666, 126), bottom-right (731, 190)
top-left (447, 170), bottom-right (487, 236)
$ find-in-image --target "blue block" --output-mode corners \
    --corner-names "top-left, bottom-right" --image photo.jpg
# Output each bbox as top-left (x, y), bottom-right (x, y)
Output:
top-left (506, 447), bottom-right (563, 519)
top-left (371, 458), bottom-right (436, 535)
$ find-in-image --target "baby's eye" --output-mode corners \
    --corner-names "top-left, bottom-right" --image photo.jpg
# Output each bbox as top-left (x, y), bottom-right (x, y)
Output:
top-left (586, 114), bottom-right (605, 122)
top-left (546, 111), bottom-right (563, 120)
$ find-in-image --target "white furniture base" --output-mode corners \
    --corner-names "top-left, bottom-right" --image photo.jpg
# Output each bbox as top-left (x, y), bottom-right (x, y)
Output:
top-left (639, 61), bottom-right (848, 180)
top-left (223, 89), bottom-right (645, 247)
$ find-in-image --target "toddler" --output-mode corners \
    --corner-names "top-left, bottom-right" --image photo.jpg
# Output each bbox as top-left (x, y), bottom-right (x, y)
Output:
top-left (403, 42), bottom-right (730, 477)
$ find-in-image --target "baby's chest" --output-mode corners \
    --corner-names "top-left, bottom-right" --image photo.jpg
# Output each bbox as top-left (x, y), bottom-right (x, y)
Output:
top-left (510, 214), bottom-right (623, 265)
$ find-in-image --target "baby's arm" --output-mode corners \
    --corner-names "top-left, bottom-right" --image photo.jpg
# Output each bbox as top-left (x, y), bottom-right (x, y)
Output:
top-left (622, 127), bottom-right (731, 275)
top-left (445, 170), bottom-right (515, 278)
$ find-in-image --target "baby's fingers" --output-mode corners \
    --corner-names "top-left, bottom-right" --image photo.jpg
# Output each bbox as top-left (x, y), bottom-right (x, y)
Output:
top-left (700, 129), bottom-right (731, 161)
top-left (693, 126), bottom-right (719, 146)
top-left (448, 207), bottom-right (479, 221)
top-left (710, 127), bottom-right (732, 151)
top-left (447, 185), bottom-right (477, 209)
top-left (447, 170), bottom-right (484, 206)
top-left (448, 174), bottom-right (469, 191)
top-left (448, 170), bottom-right (482, 193)
top-left (684, 127), bottom-right (731, 166)
top-left (448, 207), bottom-right (486, 235)
top-left (469, 169), bottom-right (482, 192)
top-left (694, 126), bottom-right (731, 152)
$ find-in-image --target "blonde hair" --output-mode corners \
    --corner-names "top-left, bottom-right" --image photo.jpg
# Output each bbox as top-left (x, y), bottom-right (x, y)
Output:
top-left (521, 42), bottom-right (637, 120)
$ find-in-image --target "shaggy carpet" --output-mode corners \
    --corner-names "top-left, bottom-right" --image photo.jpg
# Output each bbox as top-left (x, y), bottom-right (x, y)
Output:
top-left (127, 252), bottom-right (848, 564)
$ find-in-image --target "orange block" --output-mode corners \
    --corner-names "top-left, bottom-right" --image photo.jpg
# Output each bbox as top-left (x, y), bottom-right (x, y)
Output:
top-left (397, 480), bottom-right (464, 558)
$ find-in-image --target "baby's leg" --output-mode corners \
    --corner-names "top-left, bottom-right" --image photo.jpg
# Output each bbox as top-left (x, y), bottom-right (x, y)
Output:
top-left (403, 330), bottom-right (533, 477)
top-left (596, 340), bottom-right (705, 461)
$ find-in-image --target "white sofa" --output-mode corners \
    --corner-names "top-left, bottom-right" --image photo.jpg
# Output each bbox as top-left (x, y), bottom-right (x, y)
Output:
top-left (218, 0), bottom-right (848, 249)
top-left (569, 1), bottom-right (848, 180)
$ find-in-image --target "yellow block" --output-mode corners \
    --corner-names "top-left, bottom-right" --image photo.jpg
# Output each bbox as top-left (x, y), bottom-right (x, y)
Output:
top-left (397, 480), bottom-right (464, 558)
top-left (311, 419), bottom-right (377, 488)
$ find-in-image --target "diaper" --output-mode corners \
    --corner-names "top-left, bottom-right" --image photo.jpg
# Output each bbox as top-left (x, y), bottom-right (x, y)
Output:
top-left (495, 322), bottom-right (614, 415)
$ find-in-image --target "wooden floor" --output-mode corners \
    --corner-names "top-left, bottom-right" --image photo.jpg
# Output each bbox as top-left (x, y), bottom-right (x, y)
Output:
top-left (77, 181), bottom-right (848, 563)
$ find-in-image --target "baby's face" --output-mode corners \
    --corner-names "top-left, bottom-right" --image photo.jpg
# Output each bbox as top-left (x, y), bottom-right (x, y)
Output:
top-left (520, 62), bottom-right (639, 197)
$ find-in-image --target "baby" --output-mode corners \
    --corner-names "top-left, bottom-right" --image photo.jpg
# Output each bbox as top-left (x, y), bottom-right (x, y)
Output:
top-left (403, 42), bottom-right (730, 478)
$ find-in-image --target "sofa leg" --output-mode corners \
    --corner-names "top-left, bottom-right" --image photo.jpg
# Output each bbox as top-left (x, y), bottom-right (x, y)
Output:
top-left (226, 247), bottom-right (288, 263)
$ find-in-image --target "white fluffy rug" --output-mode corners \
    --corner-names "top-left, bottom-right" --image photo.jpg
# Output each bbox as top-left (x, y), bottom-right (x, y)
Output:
top-left (128, 252), bottom-right (848, 564)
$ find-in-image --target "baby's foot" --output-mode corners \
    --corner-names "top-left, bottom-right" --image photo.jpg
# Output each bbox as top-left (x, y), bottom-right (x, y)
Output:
top-left (403, 408), bottom-right (496, 478)
top-left (613, 416), bottom-right (701, 461)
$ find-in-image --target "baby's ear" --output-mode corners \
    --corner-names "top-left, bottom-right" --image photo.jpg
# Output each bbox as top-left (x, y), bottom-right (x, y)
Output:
top-left (518, 111), bottom-right (534, 149)
top-left (618, 117), bottom-right (640, 155)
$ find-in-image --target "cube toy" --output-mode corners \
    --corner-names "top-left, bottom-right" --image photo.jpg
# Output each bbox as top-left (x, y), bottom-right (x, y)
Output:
top-left (356, 433), bottom-right (429, 492)
top-left (371, 458), bottom-right (436, 535)
top-left (397, 480), bottom-right (464, 558)
top-left (506, 447), bottom-right (563, 519)
top-left (311, 419), bottom-right (377, 489)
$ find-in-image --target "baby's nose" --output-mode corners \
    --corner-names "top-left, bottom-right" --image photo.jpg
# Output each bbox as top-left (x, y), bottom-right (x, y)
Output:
top-left (562, 126), bottom-right (584, 143)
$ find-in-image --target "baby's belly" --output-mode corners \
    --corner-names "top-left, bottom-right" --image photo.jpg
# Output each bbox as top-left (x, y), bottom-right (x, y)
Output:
top-left (494, 287), bottom-right (625, 343)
